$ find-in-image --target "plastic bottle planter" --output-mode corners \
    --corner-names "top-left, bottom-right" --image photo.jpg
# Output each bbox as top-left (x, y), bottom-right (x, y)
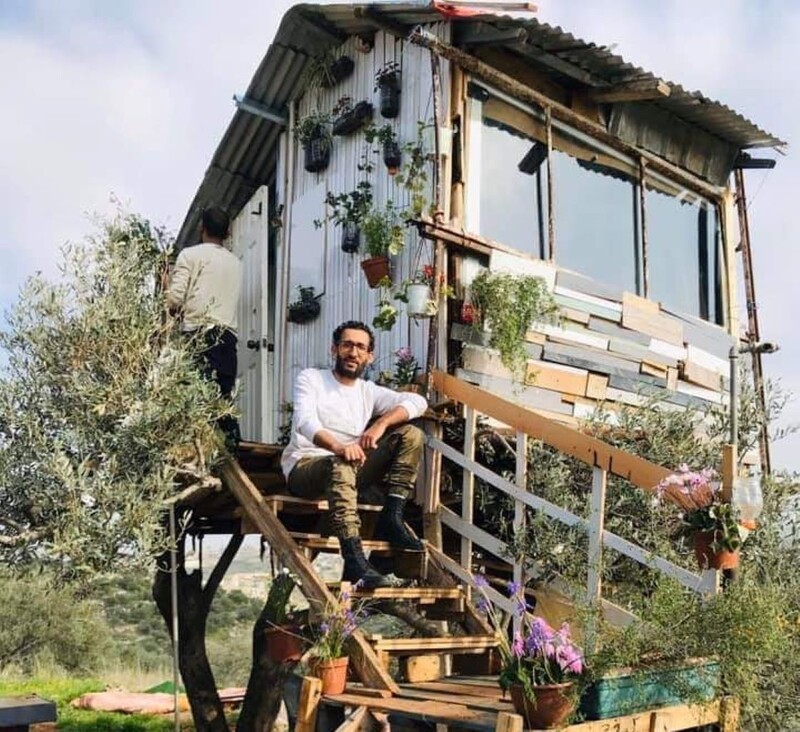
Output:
top-left (341, 223), bottom-right (361, 254)
top-left (406, 283), bottom-right (433, 318)
top-left (382, 140), bottom-right (402, 176)
top-left (303, 133), bottom-right (331, 174)
top-left (377, 71), bottom-right (401, 118)
top-left (321, 56), bottom-right (355, 88)
top-left (333, 101), bottom-right (374, 137)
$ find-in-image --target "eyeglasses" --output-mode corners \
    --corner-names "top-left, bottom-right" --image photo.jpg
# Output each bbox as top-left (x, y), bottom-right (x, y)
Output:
top-left (338, 340), bottom-right (370, 354)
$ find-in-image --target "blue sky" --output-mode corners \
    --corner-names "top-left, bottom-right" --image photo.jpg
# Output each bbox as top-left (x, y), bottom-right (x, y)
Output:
top-left (0, 0), bottom-right (797, 469)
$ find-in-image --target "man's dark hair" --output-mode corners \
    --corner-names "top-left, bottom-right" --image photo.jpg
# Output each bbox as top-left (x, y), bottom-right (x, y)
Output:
top-left (332, 321), bottom-right (374, 352)
top-left (201, 207), bottom-right (230, 240)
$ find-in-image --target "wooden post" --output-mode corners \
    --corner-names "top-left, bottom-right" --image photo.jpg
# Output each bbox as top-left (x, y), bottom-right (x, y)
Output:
top-left (721, 444), bottom-right (737, 503)
top-left (424, 422), bottom-right (443, 550)
top-left (495, 711), bottom-right (524, 732)
top-left (720, 696), bottom-right (741, 732)
top-left (513, 431), bottom-right (527, 636)
top-left (296, 676), bottom-right (322, 732)
top-left (461, 407), bottom-right (477, 590)
top-left (586, 466), bottom-right (607, 652)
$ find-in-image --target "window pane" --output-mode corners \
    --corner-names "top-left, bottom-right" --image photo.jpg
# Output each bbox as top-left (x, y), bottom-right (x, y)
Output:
top-left (479, 118), bottom-right (547, 258)
top-left (647, 184), bottom-right (721, 323)
top-left (553, 150), bottom-right (638, 293)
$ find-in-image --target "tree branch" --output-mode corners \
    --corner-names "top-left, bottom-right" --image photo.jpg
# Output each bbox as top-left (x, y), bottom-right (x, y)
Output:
top-left (202, 533), bottom-right (243, 610)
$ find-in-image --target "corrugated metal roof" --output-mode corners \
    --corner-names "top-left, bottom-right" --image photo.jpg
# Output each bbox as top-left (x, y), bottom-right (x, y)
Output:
top-left (177, 1), bottom-right (784, 248)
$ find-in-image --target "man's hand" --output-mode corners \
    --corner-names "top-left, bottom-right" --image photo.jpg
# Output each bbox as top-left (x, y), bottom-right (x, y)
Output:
top-left (336, 442), bottom-right (367, 465)
top-left (360, 421), bottom-right (387, 451)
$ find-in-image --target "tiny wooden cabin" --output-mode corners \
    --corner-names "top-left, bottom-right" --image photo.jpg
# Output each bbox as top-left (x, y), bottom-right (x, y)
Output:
top-left (176, 3), bottom-right (782, 729)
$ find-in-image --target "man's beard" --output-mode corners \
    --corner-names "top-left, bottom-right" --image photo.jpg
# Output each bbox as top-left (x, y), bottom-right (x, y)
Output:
top-left (334, 355), bottom-right (367, 379)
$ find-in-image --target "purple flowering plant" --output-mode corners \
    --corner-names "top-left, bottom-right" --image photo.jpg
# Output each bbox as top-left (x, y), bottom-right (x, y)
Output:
top-left (655, 465), bottom-right (741, 552)
top-left (393, 347), bottom-right (419, 386)
top-left (310, 583), bottom-right (368, 662)
top-left (472, 575), bottom-right (584, 697)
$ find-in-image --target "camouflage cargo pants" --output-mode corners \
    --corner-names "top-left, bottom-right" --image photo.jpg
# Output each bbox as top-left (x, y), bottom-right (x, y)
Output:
top-left (286, 423), bottom-right (424, 539)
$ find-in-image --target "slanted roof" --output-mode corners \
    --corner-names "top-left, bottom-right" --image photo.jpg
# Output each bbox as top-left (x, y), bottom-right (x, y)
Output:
top-left (176, 1), bottom-right (784, 248)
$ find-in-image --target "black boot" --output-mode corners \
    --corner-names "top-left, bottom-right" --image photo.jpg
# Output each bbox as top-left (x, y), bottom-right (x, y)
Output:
top-left (340, 536), bottom-right (393, 589)
top-left (374, 495), bottom-right (424, 551)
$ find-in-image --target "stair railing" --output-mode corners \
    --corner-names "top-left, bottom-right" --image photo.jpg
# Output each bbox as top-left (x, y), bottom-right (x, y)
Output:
top-left (426, 371), bottom-right (725, 629)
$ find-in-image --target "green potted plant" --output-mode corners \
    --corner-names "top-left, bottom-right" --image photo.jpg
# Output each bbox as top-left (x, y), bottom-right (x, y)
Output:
top-left (296, 110), bottom-right (333, 173)
top-left (374, 61), bottom-right (401, 118)
top-left (470, 270), bottom-right (560, 378)
top-left (361, 201), bottom-right (405, 288)
top-left (322, 181), bottom-right (373, 253)
top-left (472, 575), bottom-right (584, 728)
top-left (372, 284), bottom-right (399, 332)
top-left (655, 466), bottom-right (743, 569)
top-left (308, 585), bottom-right (366, 695)
top-left (332, 95), bottom-right (374, 137)
top-left (304, 52), bottom-right (355, 90)
top-left (365, 123), bottom-right (402, 175)
top-left (287, 285), bottom-right (322, 324)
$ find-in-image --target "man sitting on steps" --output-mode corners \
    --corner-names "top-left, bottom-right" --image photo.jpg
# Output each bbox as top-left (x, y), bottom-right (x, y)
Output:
top-left (281, 320), bottom-right (427, 589)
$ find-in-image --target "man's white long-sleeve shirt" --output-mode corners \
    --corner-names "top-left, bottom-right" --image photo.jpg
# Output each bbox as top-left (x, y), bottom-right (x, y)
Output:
top-left (166, 242), bottom-right (242, 332)
top-left (281, 368), bottom-right (428, 478)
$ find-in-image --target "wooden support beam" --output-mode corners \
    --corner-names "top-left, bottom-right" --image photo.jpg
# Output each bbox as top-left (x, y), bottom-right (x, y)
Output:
top-left (495, 711), bottom-right (524, 732)
top-left (296, 676), bottom-right (323, 732)
top-left (588, 79), bottom-right (672, 103)
top-left (220, 460), bottom-right (399, 693)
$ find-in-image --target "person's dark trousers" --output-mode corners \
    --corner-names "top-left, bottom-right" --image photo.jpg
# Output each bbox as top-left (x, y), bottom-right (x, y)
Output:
top-left (198, 326), bottom-right (241, 447)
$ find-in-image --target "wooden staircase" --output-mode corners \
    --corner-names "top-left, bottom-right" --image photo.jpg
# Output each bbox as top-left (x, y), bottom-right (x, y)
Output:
top-left (195, 440), bottom-right (500, 691)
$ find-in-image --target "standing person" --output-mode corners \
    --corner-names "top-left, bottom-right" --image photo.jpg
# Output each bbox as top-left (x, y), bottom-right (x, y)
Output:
top-left (167, 206), bottom-right (242, 444)
top-left (281, 321), bottom-right (428, 589)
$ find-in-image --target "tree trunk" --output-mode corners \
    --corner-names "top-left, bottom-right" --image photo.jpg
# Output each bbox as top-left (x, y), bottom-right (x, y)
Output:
top-left (237, 572), bottom-right (297, 732)
top-left (153, 530), bottom-right (243, 732)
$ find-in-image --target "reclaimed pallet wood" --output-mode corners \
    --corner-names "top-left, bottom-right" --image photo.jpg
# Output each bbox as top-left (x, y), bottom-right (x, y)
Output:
top-left (525, 361), bottom-right (589, 398)
top-left (490, 249), bottom-right (557, 289)
top-left (536, 321), bottom-right (610, 351)
top-left (554, 288), bottom-right (623, 322)
top-left (686, 344), bottom-right (730, 377)
top-left (607, 336), bottom-right (678, 369)
top-left (680, 359), bottom-right (725, 392)
top-left (622, 293), bottom-right (683, 346)
top-left (456, 369), bottom-right (576, 413)
top-left (663, 307), bottom-right (735, 359)
top-left (587, 315), bottom-right (652, 346)
top-left (542, 341), bottom-right (664, 386)
top-left (649, 338), bottom-right (688, 361)
top-left (556, 269), bottom-right (625, 303)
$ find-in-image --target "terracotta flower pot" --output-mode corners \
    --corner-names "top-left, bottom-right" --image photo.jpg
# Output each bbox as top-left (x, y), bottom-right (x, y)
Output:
top-left (361, 255), bottom-right (390, 288)
top-left (310, 656), bottom-right (349, 695)
top-left (264, 626), bottom-right (305, 664)
top-left (510, 682), bottom-right (576, 729)
top-left (693, 530), bottom-right (740, 570)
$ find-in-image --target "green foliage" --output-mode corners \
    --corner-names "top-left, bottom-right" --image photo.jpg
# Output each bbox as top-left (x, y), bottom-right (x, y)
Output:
top-left (0, 211), bottom-right (231, 577)
top-left (295, 110), bottom-right (333, 147)
top-left (0, 571), bottom-right (112, 673)
top-left (320, 181), bottom-right (373, 229)
top-left (471, 271), bottom-right (560, 377)
top-left (362, 202), bottom-right (405, 258)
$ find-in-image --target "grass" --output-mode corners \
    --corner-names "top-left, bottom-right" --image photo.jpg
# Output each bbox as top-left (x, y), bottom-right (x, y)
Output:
top-left (0, 676), bottom-right (188, 731)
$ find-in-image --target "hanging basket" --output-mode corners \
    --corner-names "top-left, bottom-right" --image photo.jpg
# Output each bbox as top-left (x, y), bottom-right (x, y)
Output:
top-left (332, 101), bottom-right (374, 136)
top-left (378, 73), bottom-right (401, 118)
top-left (321, 56), bottom-right (355, 88)
top-left (264, 627), bottom-right (305, 664)
top-left (382, 140), bottom-right (402, 175)
top-left (693, 530), bottom-right (740, 570)
top-left (406, 283), bottom-right (433, 318)
top-left (287, 296), bottom-right (321, 324)
top-left (310, 656), bottom-right (349, 695)
top-left (303, 136), bottom-right (331, 173)
top-left (361, 256), bottom-right (390, 288)
top-left (510, 682), bottom-right (576, 729)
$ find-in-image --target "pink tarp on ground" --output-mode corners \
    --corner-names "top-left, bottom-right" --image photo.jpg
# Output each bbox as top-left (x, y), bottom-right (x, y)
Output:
top-left (71, 688), bottom-right (245, 715)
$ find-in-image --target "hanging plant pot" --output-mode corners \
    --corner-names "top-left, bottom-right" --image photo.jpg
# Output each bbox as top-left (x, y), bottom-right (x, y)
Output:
top-left (264, 627), bottom-right (305, 664)
top-left (303, 135), bottom-right (331, 173)
top-left (287, 288), bottom-right (322, 324)
top-left (361, 256), bottom-right (390, 288)
top-left (321, 56), bottom-right (355, 88)
top-left (333, 101), bottom-right (374, 137)
top-left (382, 140), bottom-right (402, 175)
top-left (693, 530), bottom-right (740, 570)
top-left (510, 682), bottom-right (576, 729)
top-left (341, 223), bottom-right (361, 253)
top-left (310, 656), bottom-right (349, 695)
top-left (378, 72), bottom-right (401, 118)
top-left (406, 283), bottom-right (433, 318)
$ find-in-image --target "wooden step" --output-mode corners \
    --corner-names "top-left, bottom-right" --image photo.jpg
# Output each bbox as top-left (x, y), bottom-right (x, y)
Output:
top-left (370, 634), bottom-right (498, 656)
top-left (263, 494), bottom-right (383, 514)
top-left (289, 532), bottom-right (394, 552)
top-left (327, 584), bottom-right (464, 606)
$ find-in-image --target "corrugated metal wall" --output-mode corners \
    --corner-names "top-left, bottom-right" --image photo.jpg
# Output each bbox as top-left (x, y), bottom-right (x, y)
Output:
top-left (282, 24), bottom-right (451, 401)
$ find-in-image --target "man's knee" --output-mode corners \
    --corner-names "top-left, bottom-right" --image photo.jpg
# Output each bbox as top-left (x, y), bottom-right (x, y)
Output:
top-left (329, 456), bottom-right (358, 485)
top-left (392, 423), bottom-right (425, 451)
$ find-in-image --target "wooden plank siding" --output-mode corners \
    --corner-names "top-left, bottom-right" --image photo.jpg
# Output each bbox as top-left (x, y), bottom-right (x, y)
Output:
top-left (447, 250), bottom-right (732, 426)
